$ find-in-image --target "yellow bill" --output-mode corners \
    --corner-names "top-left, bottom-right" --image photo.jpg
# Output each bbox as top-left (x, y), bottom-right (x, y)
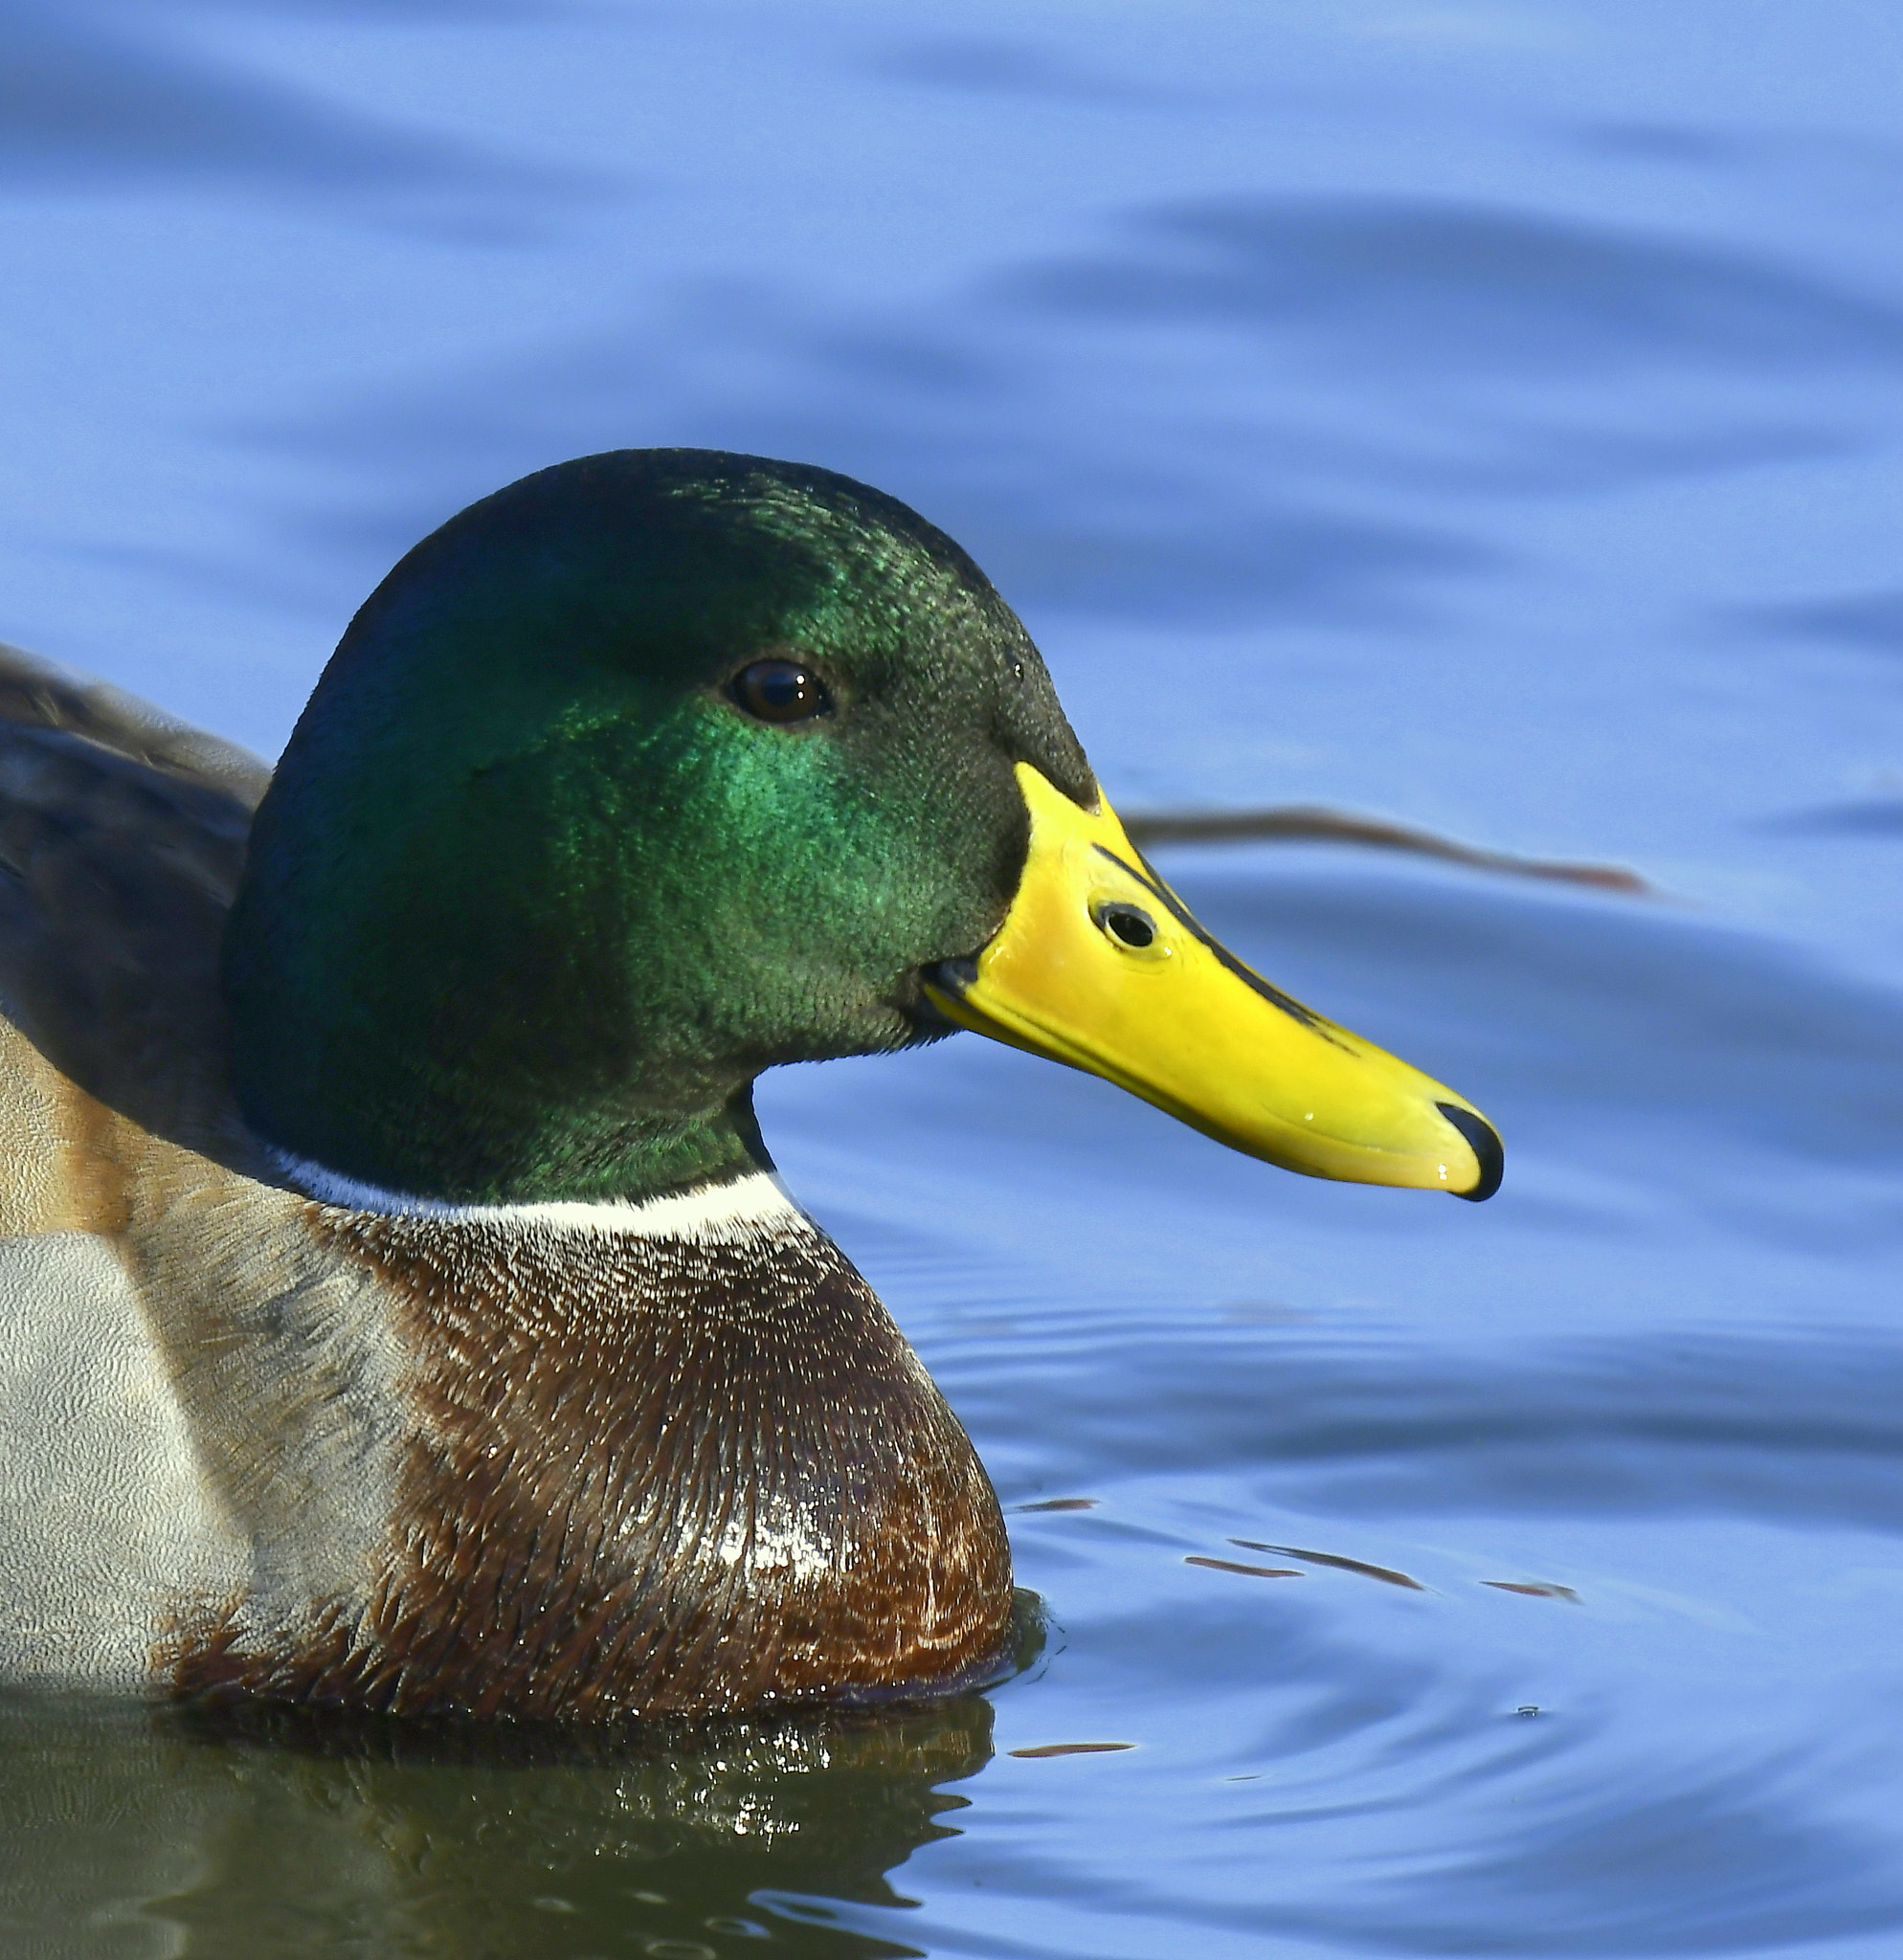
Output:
top-left (924, 764), bottom-right (1502, 1200)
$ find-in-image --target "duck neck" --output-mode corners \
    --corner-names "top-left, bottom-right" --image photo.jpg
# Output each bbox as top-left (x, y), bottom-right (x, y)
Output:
top-left (220, 764), bottom-right (780, 1202)
top-left (233, 1038), bottom-right (776, 1209)
top-left (265, 1094), bottom-right (776, 1215)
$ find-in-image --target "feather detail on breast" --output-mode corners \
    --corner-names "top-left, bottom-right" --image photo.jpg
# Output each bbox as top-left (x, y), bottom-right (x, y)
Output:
top-left (171, 1207), bottom-right (1013, 1722)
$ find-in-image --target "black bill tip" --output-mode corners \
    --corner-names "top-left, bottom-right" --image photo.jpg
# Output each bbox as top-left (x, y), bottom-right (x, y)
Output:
top-left (1437, 1102), bottom-right (1504, 1202)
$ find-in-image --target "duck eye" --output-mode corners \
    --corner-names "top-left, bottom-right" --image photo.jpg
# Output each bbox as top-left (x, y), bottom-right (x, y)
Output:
top-left (729, 659), bottom-right (831, 724)
top-left (1096, 902), bottom-right (1156, 949)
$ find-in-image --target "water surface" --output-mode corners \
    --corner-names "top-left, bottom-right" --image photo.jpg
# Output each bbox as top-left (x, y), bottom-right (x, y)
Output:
top-left (3, 3), bottom-right (1903, 1954)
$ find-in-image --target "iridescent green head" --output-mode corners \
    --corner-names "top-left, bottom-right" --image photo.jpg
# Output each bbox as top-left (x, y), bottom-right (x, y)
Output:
top-left (224, 449), bottom-right (1095, 1202)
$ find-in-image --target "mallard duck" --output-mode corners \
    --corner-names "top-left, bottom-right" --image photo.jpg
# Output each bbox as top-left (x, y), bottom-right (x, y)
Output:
top-left (0, 451), bottom-right (1499, 1722)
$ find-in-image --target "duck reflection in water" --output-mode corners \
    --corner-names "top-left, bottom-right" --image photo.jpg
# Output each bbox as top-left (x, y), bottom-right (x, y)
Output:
top-left (1, 1684), bottom-right (1003, 1959)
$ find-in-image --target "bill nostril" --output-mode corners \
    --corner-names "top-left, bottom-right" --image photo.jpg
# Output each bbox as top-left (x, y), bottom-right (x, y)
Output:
top-left (1095, 901), bottom-right (1156, 949)
top-left (1437, 1102), bottom-right (1504, 1202)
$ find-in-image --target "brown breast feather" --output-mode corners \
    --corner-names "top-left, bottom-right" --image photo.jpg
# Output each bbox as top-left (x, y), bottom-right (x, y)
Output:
top-left (174, 1211), bottom-right (1015, 1721)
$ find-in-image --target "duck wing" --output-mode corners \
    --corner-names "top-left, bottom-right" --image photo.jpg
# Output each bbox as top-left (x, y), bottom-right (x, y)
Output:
top-left (0, 642), bottom-right (269, 809)
top-left (0, 642), bottom-right (272, 1203)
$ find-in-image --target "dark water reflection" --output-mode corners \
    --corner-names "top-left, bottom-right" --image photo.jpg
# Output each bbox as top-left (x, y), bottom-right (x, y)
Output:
top-left (0, 2), bottom-right (500, 197)
top-left (1749, 589), bottom-right (1903, 657)
top-left (1007, 196), bottom-right (1903, 372)
top-left (0, 1693), bottom-right (996, 1959)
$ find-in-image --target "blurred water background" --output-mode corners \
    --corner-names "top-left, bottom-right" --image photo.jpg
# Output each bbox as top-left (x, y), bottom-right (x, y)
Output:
top-left (5, 2), bottom-right (1903, 1954)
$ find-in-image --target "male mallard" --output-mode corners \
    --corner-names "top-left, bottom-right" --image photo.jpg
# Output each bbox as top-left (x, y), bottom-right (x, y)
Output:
top-left (0, 451), bottom-right (1499, 1721)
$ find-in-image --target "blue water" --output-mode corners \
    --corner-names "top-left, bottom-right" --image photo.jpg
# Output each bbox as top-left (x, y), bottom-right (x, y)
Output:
top-left (4, 3), bottom-right (1903, 1954)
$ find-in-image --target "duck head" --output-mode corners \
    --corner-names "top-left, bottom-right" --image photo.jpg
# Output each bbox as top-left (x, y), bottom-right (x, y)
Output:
top-left (224, 450), bottom-right (1500, 1207)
